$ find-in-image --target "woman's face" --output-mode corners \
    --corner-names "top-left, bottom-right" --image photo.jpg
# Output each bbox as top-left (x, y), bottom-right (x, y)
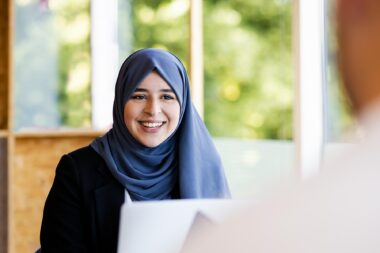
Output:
top-left (124, 71), bottom-right (181, 147)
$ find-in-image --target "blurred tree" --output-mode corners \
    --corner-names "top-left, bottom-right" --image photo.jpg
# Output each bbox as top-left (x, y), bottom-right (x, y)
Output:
top-left (14, 0), bottom-right (91, 129)
top-left (130, 0), bottom-right (189, 67)
top-left (55, 0), bottom-right (91, 128)
top-left (130, 0), bottom-right (293, 140)
top-left (203, 0), bottom-right (293, 140)
top-left (15, 0), bottom-right (293, 137)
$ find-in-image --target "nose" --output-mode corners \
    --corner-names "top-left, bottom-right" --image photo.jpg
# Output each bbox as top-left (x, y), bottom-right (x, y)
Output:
top-left (144, 98), bottom-right (161, 116)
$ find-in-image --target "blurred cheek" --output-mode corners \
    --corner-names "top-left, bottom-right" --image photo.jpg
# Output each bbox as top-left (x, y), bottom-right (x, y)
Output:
top-left (171, 104), bottom-right (180, 129)
top-left (123, 102), bottom-right (135, 129)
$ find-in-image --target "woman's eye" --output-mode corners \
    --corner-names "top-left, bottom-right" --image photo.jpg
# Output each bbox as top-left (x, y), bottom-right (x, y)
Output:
top-left (131, 94), bottom-right (146, 100)
top-left (162, 94), bottom-right (175, 100)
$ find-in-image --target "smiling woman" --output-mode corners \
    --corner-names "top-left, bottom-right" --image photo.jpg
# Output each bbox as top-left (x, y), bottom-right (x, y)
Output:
top-left (123, 71), bottom-right (180, 147)
top-left (39, 48), bottom-right (230, 253)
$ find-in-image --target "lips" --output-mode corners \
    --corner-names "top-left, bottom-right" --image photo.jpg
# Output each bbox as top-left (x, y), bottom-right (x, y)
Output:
top-left (139, 121), bottom-right (166, 128)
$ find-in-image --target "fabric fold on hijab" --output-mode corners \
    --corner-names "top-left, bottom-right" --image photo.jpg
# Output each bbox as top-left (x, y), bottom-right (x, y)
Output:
top-left (91, 48), bottom-right (230, 201)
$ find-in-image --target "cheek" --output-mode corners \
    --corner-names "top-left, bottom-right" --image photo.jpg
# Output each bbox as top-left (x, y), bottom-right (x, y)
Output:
top-left (123, 102), bottom-right (135, 128)
top-left (170, 103), bottom-right (181, 126)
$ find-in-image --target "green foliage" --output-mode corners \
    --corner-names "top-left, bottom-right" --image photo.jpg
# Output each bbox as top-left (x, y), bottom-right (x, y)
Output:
top-left (14, 0), bottom-right (91, 130)
top-left (132, 0), bottom-right (293, 140)
top-left (131, 0), bottom-right (189, 67)
top-left (203, 0), bottom-right (293, 139)
top-left (56, 0), bottom-right (92, 128)
top-left (15, 0), bottom-right (293, 137)
top-left (15, 0), bottom-right (354, 142)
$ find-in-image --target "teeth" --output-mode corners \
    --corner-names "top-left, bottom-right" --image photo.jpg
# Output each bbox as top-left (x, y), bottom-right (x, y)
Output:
top-left (141, 122), bottom-right (163, 128)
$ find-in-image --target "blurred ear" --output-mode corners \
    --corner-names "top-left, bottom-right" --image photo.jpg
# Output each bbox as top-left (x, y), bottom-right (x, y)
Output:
top-left (336, 0), bottom-right (380, 113)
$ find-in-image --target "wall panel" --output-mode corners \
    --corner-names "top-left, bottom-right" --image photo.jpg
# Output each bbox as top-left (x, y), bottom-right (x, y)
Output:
top-left (11, 137), bottom-right (95, 253)
top-left (0, 139), bottom-right (7, 253)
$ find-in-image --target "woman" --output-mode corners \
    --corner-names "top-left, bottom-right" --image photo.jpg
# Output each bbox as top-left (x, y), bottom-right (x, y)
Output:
top-left (40, 48), bottom-right (230, 252)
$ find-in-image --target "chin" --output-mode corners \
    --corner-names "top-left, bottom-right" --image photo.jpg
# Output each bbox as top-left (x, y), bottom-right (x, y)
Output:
top-left (141, 140), bottom-right (162, 148)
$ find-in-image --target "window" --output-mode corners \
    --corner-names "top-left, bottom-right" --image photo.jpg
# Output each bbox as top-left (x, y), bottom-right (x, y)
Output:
top-left (203, 0), bottom-right (293, 140)
top-left (13, 0), bottom-right (295, 197)
top-left (14, 0), bottom-right (91, 130)
top-left (203, 0), bottom-right (294, 196)
top-left (324, 0), bottom-right (356, 143)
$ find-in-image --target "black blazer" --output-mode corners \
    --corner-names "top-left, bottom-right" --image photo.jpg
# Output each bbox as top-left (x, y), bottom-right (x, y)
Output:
top-left (40, 146), bottom-right (125, 253)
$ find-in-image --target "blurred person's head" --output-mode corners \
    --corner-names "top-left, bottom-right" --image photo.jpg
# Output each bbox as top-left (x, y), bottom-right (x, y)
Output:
top-left (337, 0), bottom-right (380, 114)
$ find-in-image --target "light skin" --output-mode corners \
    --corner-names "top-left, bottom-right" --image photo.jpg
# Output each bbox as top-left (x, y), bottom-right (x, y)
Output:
top-left (337, 0), bottom-right (380, 113)
top-left (123, 71), bottom-right (181, 148)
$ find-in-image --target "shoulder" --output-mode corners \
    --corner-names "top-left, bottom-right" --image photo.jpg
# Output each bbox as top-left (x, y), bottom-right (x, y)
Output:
top-left (56, 145), bottom-right (114, 187)
top-left (66, 145), bottom-right (102, 164)
top-left (60, 145), bottom-right (106, 175)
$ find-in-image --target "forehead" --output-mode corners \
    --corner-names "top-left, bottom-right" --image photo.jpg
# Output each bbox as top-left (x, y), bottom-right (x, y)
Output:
top-left (136, 71), bottom-right (175, 92)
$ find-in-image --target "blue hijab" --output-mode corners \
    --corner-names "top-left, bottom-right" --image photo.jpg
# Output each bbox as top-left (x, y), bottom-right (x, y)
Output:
top-left (91, 48), bottom-right (230, 201)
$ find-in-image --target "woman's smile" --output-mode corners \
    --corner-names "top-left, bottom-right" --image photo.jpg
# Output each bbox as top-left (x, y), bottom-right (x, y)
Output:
top-left (138, 120), bottom-right (167, 134)
top-left (139, 121), bottom-right (166, 128)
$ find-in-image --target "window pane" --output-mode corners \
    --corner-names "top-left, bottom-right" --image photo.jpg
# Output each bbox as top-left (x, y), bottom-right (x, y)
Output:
top-left (14, 0), bottom-right (91, 130)
top-left (324, 0), bottom-right (355, 142)
top-left (118, 0), bottom-right (189, 67)
top-left (204, 0), bottom-right (293, 140)
top-left (215, 138), bottom-right (294, 197)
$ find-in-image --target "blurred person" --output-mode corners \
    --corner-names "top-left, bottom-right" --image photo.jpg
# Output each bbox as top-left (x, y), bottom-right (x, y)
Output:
top-left (182, 0), bottom-right (380, 252)
top-left (39, 48), bottom-right (230, 253)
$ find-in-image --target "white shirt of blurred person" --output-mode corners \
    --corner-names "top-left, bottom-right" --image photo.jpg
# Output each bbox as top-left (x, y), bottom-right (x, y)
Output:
top-left (182, 0), bottom-right (380, 252)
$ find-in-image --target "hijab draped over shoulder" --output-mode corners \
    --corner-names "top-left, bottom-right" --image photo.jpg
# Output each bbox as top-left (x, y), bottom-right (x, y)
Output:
top-left (91, 48), bottom-right (230, 201)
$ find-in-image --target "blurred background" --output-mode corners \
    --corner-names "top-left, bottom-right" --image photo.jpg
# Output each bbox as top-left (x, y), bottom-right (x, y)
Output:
top-left (0, 0), bottom-right (356, 252)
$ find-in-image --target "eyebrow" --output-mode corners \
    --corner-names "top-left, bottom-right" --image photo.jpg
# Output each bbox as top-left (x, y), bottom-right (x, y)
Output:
top-left (134, 88), bottom-right (174, 93)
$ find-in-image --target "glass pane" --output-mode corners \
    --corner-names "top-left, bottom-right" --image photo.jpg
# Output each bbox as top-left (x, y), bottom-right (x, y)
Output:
top-left (215, 138), bottom-right (294, 198)
top-left (14, 0), bottom-right (91, 130)
top-left (119, 0), bottom-right (189, 68)
top-left (324, 0), bottom-right (356, 142)
top-left (204, 0), bottom-right (293, 140)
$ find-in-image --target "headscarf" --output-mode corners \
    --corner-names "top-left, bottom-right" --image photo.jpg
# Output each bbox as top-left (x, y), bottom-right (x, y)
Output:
top-left (91, 48), bottom-right (230, 201)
